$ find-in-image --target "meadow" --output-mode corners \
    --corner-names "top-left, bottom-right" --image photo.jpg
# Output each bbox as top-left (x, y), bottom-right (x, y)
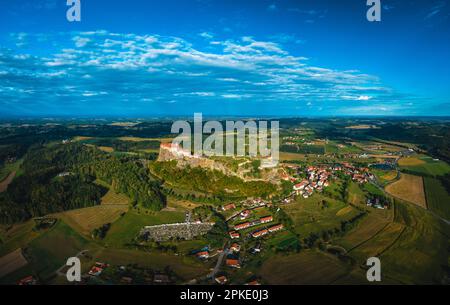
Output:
top-left (283, 193), bottom-right (362, 237)
top-left (399, 155), bottom-right (450, 177)
top-left (259, 250), bottom-right (350, 284)
top-left (385, 173), bottom-right (426, 208)
top-left (103, 210), bottom-right (185, 248)
top-left (423, 177), bottom-right (450, 220)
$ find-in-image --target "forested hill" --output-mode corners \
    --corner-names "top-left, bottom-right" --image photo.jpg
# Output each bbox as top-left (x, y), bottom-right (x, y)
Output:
top-left (0, 143), bottom-right (166, 224)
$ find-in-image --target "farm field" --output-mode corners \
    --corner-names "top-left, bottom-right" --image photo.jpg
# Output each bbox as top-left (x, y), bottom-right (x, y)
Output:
top-left (26, 220), bottom-right (90, 281)
top-left (0, 159), bottom-right (22, 182)
top-left (54, 205), bottom-right (128, 237)
top-left (103, 210), bottom-right (185, 248)
top-left (0, 248), bottom-right (28, 279)
top-left (100, 187), bottom-right (130, 205)
top-left (385, 173), bottom-right (426, 208)
top-left (92, 247), bottom-right (208, 281)
top-left (378, 201), bottom-right (450, 284)
top-left (279, 152), bottom-right (306, 161)
top-left (283, 194), bottom-right (363, 237)
top-left (399, 155), bottom-right (450, 176)
top-left (0, 220), bottom-right (41, 256)
top-left (259, 250), bottom-right (351, 284)
top-left (423, 177), bottom-right (450, 220)
top-left (335, 213), bottom-right (390, 251)
top-left (0, 171), bottom-right (16, 193)
top-left (348, 222), bottom-right (405, 263)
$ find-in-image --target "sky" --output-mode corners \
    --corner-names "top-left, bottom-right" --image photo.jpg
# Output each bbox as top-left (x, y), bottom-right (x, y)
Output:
top-left (0, 0), bottom-right (449, 117)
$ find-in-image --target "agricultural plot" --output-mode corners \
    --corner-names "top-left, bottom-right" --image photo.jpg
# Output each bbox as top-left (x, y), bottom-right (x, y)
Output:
top-left (27, 220), bottom-right (89, 281)
top-left (259, 250), bottom-right (350, 285)
top-left (348, 222), bottom-right (405, 264)
top-left (0, 248), bottom-right (28, 278)
top-left (377, 201), bottom-right (450, 284)
top-left (335, 213), bottom-right (390, 251)
top-left (0, 171), bottom-right (16, 193)
top-left (93, 247), bottom-right (208, 281)
top-left (100, 188), bottom-right (130, 205)
top-left (283, 194), bottom-right (362, 237)
top-left (55, 205), bottom-right (128, 237)
top-left (0, 220), bottom-right (41, 256)
top-left (399, 155), bottom-right (450, 176)
top-left (385, 174), bottom-right (426, 208)
top-left (423, 177), bottom-right (450, 220)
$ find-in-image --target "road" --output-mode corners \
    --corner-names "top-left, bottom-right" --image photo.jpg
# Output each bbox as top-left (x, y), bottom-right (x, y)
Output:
top-left (207, 243), bottom-right (229, 280)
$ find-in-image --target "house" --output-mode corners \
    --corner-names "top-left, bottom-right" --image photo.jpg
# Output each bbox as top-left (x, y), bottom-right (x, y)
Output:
top-left (259, 216), bottom-right (273, 224)
top-left (226, 259), bottom-right (241, 268)
top-left (215, 276), bottom-right (228, 285)
top-left (268, 224), bottom-right (284, 233)
top-left (88, 262), bottom-right (108, 276)
top-left (293, 180), bottom-right (309, 191)
top-left (252, 229), bottom-right (268, 238)
top-left (229, 231), bottom-right (240, 239)
top-left (234, 222), bottom-right (250, 231)
top-left (196, 251), bottom-right (209, 259)
top-left (222, 203), bottom-right (236, 211)
top-left (230, 243), bottom-right (241, 252)
top-left (240, 210), bottom-right (251, 220)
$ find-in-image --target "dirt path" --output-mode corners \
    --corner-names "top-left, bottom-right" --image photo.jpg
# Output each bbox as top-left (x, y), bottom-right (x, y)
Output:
top-left (0, 171), bottom-right (16, 193)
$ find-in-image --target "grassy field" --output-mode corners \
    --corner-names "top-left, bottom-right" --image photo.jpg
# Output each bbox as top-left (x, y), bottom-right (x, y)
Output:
top-left (93, 247), bottom-right (208, 281)
top-left (0, 248), bottom-right (28, 279)
top-left (0, 159), bottom-right (22, 182)
top-left (100, 188), bottom-right (130, 205)
top-left (423, 177), bottom-right (450, 220)
top-left (26, 220), bottom-right (90, 281)
top-left (283, 194), bottom-right (362, 237)
top-left (348, 222), bottom-right (405, 263)
top-left (259, 250), bottom-right (351, 284)
top-left (0, 171), bottom-right (16, 193)
top-left (385, 173), bottom-right (426, 208)
top-left (279, 152), bottom-right (305, 161)
top-left (0, 220), bottom-right (41, 256)
top-left (377, 201), bottom-right (450, 284)
top-left (103, 210), bottom-right (185, 248)
top-left (55, 205), bottom-right (128, 237)
top-left (399, 155), bottom-right (450, 176)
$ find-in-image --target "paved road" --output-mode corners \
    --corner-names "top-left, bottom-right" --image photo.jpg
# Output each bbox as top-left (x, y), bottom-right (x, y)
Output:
top-left (208, 244), bottom-right (229, 280)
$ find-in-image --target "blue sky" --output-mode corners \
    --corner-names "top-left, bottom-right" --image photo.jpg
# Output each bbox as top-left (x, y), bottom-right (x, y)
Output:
top-left (0, 0), bottom-right (449, 116)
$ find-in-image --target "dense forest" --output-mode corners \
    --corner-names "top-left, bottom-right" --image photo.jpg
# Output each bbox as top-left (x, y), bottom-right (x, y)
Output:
top-left (0, 143), bottom-right (166, 224)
